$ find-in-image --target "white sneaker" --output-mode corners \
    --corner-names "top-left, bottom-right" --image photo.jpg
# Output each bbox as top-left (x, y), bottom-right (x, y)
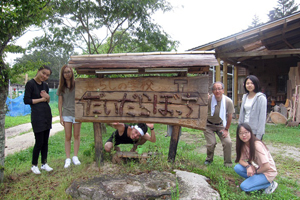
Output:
top-left (72, 156), bottom-right (81, 165)
top-left (41, 163), bottom-right (53, 172)
top-left (31, 166), bottom-right (41, 174)
top-left (264, 181), bottom-right (278, 194)
top-left (64, 158), bottom-right (71, 168)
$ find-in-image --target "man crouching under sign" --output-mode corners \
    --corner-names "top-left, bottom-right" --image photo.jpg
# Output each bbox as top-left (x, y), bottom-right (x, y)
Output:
top-left (104, 123), bottom-right (156, 152)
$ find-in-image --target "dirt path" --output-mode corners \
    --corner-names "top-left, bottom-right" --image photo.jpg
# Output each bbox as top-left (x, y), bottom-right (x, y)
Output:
top-left (5, 116), bottom-right (64, 156)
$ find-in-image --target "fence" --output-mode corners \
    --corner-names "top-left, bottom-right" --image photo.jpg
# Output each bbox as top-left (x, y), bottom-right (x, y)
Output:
top-left (6, 89), bottom-right (58, 116)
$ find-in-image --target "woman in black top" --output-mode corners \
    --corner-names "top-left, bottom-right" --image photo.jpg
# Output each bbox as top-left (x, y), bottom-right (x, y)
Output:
top-left (24, 65), bottom-right (53, 174)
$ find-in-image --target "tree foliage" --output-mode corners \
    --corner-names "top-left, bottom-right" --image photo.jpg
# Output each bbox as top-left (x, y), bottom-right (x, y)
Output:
top-left (248, 14), bottom-right (263, 29)
top-left (268, 0), bottom-right (299, 21)
top-left (11, 48), bottom-right (70, 85)
top-left (32, 0), bottom-right (178, 56)
top-left (11, 44), bottom-right (74, 84)
top-left (0, 1), bottom-right (53, 84)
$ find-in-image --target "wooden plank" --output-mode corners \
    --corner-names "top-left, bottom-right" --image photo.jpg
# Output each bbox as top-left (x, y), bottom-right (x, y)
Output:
top-left (297, 86), bottom-right (300, 122)
top-left (75, 76), bottom-right (208, 130)
top-left (68, 53), bottom-right (218, 72)
top-left (74, 67), bottom-right (209, 75)
top-left (69, 59), bottom-right (217, 69)
top-left (93, 122), bottom-right (104, 166)
top-left (114, 151), bottom-right (150, 158)
top-left (219, 49), bottom-right (300, 58)
top-left (70, 51), bottom-right (215, 59)
top-left (112, 151), bottom-right (159, 164)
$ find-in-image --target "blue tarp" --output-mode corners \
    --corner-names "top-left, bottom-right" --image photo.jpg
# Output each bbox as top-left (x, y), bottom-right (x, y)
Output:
top-left (6, 93), bottom-right (31, 116)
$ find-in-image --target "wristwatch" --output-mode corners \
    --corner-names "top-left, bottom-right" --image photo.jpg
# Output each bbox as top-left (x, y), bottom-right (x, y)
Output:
top-left (150, 127), bottom-right (154, 130)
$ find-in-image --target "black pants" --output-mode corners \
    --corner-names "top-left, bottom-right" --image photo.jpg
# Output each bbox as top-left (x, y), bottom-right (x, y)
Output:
top-left (32, 129), bottom-right (50, 166)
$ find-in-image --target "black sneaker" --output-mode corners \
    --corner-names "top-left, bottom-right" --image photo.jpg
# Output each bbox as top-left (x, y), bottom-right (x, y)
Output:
top-left (264, 181), bottom-right (278, 194)
top-left (204, 160), bottom-right (213, 165)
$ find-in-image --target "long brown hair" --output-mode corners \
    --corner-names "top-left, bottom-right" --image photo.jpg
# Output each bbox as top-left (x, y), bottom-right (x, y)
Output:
top-left (235, 123), bottom-right (260, 163)
top-left (57, 65), bottom-right (75, 94)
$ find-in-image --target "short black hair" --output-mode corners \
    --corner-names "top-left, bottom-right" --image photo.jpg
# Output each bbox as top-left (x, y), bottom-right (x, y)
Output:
top-left (243, 75), bottom-right (260, 93)
top-left (137, 123), bottom-right (148, 134)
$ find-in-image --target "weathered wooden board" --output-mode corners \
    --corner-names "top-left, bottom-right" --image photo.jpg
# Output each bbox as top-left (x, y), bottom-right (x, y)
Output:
top-left (68, 52), bottom-right (218, 74)
top-left (75, 76), bottom-right (208, 130)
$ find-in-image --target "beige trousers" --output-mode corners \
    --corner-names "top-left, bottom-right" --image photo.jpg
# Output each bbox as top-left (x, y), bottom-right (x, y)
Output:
top-left (203, 123), bottom-right (232, 164)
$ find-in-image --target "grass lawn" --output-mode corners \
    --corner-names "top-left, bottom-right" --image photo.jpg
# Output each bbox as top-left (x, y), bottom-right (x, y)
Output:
top-left (1, 104), bottom-right (300, 199)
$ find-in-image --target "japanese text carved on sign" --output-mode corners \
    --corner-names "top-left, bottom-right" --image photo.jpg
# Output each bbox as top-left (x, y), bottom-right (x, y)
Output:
top-left (75, 76), bottom-right (209, 130)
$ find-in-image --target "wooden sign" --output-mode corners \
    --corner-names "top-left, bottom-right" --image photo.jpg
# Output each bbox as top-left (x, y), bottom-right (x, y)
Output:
top-left (75, 76), bottom-right (208, 130)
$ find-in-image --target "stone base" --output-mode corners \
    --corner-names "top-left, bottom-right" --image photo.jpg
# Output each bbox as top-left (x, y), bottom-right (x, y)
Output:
top-left (66, 169), bottom-right (220, 200)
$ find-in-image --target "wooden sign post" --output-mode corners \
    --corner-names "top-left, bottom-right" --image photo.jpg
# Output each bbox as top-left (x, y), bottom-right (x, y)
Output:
top-left (69, 52), bottom-right (217, 165)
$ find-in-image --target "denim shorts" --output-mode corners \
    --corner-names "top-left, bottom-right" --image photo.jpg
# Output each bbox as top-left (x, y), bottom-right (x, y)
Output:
top-left (62, 116), bottom-right (79, 124)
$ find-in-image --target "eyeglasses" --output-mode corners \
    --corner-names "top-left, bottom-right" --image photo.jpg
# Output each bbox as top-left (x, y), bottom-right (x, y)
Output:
top-left (213, 88), bottom-right (223, 91)
top-left (64, 71), bottom-right (71, 74)
top-left (239, 131), bottom-right (250, 136)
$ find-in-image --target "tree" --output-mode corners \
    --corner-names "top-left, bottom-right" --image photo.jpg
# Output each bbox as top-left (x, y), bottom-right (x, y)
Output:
top-left (12, 48), bottom-right (73, 85)
top-left (92, 30), bottom-right (179, 54)
top-left (248, 14), bottom-right (263, 29)
top-left (33, 0), bottom-right (178, 56)
top-left (0, 0), bottom-right (52, 183)
top-left (268, 0), bottom-right (299, 21)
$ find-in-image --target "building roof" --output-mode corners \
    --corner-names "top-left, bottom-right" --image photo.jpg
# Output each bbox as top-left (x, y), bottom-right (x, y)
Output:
top-left (189, 11), bottom-right (300, 68)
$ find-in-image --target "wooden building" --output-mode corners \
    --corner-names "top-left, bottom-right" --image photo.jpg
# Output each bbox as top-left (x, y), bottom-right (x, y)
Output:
top-left (189, 11), bottom-right (300, 121)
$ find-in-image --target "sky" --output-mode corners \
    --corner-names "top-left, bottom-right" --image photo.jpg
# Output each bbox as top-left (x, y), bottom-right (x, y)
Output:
top-left (153, 0), bottom-right (289, 51)
top-left (5, 0), bottom-right (300, 65)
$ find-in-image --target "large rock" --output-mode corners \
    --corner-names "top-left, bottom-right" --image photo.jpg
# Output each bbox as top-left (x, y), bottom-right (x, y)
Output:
top-left (175, 169), bottom-right (220, 199)
top-left (66, 170), bottom-right (220, 200)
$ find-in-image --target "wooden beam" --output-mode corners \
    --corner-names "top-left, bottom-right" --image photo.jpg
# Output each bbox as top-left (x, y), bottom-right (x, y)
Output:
top-left (234, 66), bottom-right (238, 107)
top-left (93, 122), bottom-right (104, 166)
top-left (219, 49), bottom-right (300, 58)
top-left (223, 61), bottom-right (228, 95)
top-left (168, 125), bottom-right (181, 163)
top-left (216, 58), bottom-right (221, 82)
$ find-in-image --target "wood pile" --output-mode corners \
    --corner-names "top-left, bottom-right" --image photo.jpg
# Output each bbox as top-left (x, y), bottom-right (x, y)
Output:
top-left (268, 111), bottom-right (287, 124)
top-left (112, 151), bottom-right (159, 164)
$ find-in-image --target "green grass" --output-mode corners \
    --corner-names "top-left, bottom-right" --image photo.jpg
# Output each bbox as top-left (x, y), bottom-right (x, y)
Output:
top-left (264, 124), bottom-right (300, 147)
top-left (2, 106), bottom-right (300, 199)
